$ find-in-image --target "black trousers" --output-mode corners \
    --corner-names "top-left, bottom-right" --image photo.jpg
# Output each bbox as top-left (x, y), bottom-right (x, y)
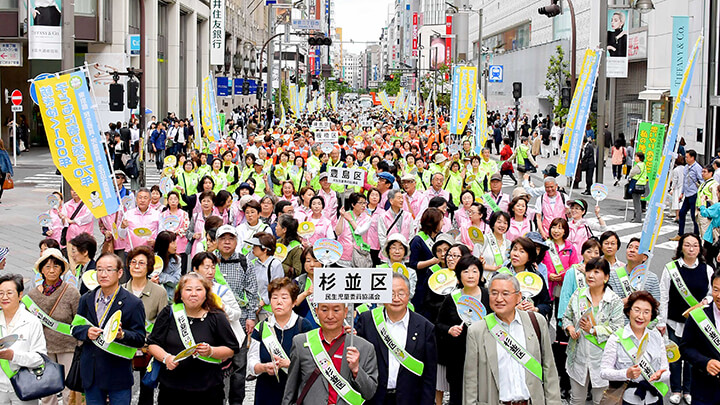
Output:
top-left (227, 338), bottom-right (248, 405)
top-left (158, 384), bottom-right (224, 405)
top-left (0, 170), bottom-right (5, 201)
top-left (584, 166), bottom-right (594, 192)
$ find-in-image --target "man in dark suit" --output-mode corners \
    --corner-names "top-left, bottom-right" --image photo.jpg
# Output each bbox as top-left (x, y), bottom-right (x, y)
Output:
top-left (71, 253), bottom-right (146, 405)
top-left (680, 271), bottom-right (720, 405)
top-left (356, 273), bottom-right (437, 405)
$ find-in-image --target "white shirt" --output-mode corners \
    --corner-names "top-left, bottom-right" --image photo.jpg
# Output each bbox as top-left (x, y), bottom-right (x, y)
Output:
top-left (658, 257), bottom-right (713, 337)
top-left (600, 325), bottom-right (669, 405)
top-left (386, 309), bottom-right (410, 390)
top-left (496, 311), bottom-right (531, 402)
top-left (0, 307), bottom-right (47, 392)
top-left (247, 312), bottom-right (300, 377)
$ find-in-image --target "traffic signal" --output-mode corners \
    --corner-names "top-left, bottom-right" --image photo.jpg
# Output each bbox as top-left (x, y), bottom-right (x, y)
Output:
top-left (538, 0), bottom-right (561, 17)
top-left (512, 82), bottom-right (522, 100)
top-left (309, 35), bottom-right (332, 46)
top-left (242, 81), bottom-right (250, 95)
top-left (127, 80), bottom-right (139, 109)
top-left (561, 87), bottom-right (571, 108)
top-left (109, 83), bottom-right (124, 111)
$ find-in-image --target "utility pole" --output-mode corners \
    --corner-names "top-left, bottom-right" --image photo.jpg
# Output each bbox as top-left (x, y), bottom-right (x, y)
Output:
top-left (139, 0), bottom-right (147, 187)
top-left (60, 0), bottom-right (74, 200)
top-left (477, 9), bottom-right (482, 95)
top-left (266, 3), bottom-right (275, 110)
top-left (596, 0), bottom-right (608, 184)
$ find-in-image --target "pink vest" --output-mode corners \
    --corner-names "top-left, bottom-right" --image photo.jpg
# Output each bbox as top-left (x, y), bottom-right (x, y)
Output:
top-left (47, 209), bottom-right (64, 244)
top-left (541, 193), bottom-right (567, 234)
top-left (567, 219), bottom-right (592, 253)
top-left (366, 208), bottom-right (384, 250)
top-left (99, 212), bottom-right (127, 251)
top-left (307, 216), bottom-right (333, 246)
top-left (541, 241), bottom-right (580, 297)
top-left (161, 209), bottom-right (190, 253)
top-left (507, 217), bottom-right (533, 241)
top-left (380, 209), bottom-right (414, 243)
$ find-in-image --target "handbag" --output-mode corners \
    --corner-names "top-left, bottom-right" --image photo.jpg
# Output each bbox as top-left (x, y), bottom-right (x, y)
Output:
top-left (10, 353), bottom-right (66, 401)
top-left (623, 183), bottom-right (632, 200)
top-left (65, 345), bottom-right (84, 392)
top-left (599, 380), bottom-right (627, 405)
top-left (2, 176), bottom-right (13, 190)
top-left (60, 202), bottom-right (85, 246)
top-left (141, 358), bottom-right (162, 388)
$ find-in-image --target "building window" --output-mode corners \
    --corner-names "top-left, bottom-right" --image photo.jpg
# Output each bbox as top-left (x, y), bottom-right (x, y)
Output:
top-left (75, 0), bottom-right (97, 17)
top-left (553, 4), bottom-right (571, 40)
top-left (0, 0), bottom-right (17, 10)
top-left (485, 22), bottom-right (531, 53)
top-left (129, 0), bottom-right (140, 34)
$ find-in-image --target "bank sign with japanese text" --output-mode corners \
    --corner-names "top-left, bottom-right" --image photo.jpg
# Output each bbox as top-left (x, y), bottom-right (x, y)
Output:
top-left (314, 268), bottom-right (392, 303)
top-left (635, 121), bottom-right (667, 199)
top-left (35, 71), bottom-right (119, 218)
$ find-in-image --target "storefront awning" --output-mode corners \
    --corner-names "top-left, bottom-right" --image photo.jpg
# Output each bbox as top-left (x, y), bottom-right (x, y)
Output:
top-left (638, 89), bottom-right (670, 101)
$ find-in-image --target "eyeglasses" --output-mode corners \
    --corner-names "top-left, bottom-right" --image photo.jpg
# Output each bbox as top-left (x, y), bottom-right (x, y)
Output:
top-left (130, 260), bottom-right (147, 267)
top-left (682, 243), bottom-right (700, 249)
top-left (0, 291), bottom-right (16, 297)
top-left (446, 254), bottom-right (462, 259)
top-left (630, 307), bottom-right (652, 317)
top-left (489, 290), bottom-right (519, 298)
top-left (391, 292), bottom-right (408, 299)
top-left (96, 268), bottom-right (119, 273)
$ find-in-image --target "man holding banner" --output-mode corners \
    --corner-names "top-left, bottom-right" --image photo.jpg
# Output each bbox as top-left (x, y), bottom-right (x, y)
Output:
top-left (355, 273), bottom-right (437, 405)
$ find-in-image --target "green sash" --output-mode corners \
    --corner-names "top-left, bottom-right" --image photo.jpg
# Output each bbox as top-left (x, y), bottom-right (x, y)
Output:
top-left (0, 326), bottom-right (17, 378)
top-left (666, 261), bottom-right (700, 307)
top-left (145, 319), bottom-right (155, 334)
top-left (417, 231), bottom-right (434, 251)
top-left (577, 288), bottom-right (605, 349)
top-left (171, 303), bottom-right (221, 364)
top-left (485, 313), bottom-right (543, 380)
top-left (615, 266), bottom-right (632, 297)
top-left (305, 329), bottom-right (365, 405)
top-left (688, 307), bottom-right (720, 357)
top-left (287, 240), bottom-right (302, 252)
top-left (348, 213), bottom-right (371, 252)
top-left (546, 241), bottom-right (566, 276)
top-left (257, 320), bottom-right (290, 374)
top-left (497, 266), bottom-right (514, 276)
top-left (614, 329), bottom-right (670, 396)
top-left (482, 192), bottom-right (501, 213)
top-left (22, 295), bottom-right (73, 336)
top-left (71, 315), bottom-right (137, 359)
top-left (371, 307), bottom-right (424, 376)
top-left (573, 265), bottom-right (587, 290)
top-left (487, 235), bottom-right (505, 267)
top-left (216, 264), bottom-right (249, 307)
top-left (430, 264), bottom-right (442, 273)
top-left (303, 278), bottom-right (320, 324)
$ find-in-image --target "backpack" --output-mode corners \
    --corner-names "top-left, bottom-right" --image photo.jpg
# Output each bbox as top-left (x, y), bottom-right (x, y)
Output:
top-left (124, 153), bottom-right (139, 179)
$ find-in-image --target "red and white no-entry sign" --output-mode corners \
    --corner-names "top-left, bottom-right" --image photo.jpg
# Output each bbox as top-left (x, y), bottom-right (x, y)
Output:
top-left (10, 89), bottom-right (21, 106)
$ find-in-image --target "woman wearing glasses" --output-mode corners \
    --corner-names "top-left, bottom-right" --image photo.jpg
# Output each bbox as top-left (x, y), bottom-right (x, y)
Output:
top-left (601, 291), bottom-right (669, 405)
top-left (122, 246), bottom-right (168, 405)
top-left (435, 255), bottom-right (490, 405)
top-left (658, 233), bottom-right (714, 405)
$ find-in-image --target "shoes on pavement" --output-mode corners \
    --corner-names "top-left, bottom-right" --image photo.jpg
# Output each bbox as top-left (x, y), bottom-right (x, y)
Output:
top-left (581, 191), bottom-right (591, 195)
top-left (684, 393), bottom-right (692, 404)
top-left (669, 393), bottom-right (682, 404)
top-left (614, 180), bottom-right (619, 186)
top-left (669, 235), bottom-right (682, 242)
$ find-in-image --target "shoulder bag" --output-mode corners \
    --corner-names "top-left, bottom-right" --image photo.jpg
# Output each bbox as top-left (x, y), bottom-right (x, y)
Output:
top-left (10, 353), bottom-right (65, 401)
top-left (60, 202), bottom-right (85, 246)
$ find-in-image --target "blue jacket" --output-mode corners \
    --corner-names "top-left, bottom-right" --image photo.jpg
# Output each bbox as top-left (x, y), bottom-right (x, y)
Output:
top-left (149, 129), bottom-right (167, 151)
top-left (356, 309), bottom-right (437, 405)
top-left (71, 287), bottom-right (146, 391)
top-left (700, 203), bottom-right (720, 243)
top-left (0, 150), bottom-right (12, 175)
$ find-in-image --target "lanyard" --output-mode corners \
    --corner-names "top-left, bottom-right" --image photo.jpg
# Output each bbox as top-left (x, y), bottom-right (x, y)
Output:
top-left (95, 287), bottom-right (120, 326)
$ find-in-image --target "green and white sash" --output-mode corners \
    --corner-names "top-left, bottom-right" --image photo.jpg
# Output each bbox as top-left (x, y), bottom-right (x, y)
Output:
top-left (430, 264), bottom-right (442, 273)
top-left (371, 307), bottom-right (424, 376)
top-left (666, 261), bottom-right (700, 307)
top-left (497, 266), bottom-right (515, 276)
top-left (0, 327), bottom-right (17, 378)
top-left (257, 320), bottom-right (290, 374)
top-left (305, 329), bottom-right (365, 405)
top-left (482, 192), bottom-right (501, 213)
top-left (171, 303), bottom-right (221, 364)
top-left (577, 288), bottom-right (605, 349)
top-left (573, 265), bottom-right (587, 290)
top-left (417, 231), bottom-right (434, 251)
top-left (22, 295), bottom-right (73, 336)
top-left (487, 235), bottom-right (504, 267)
top-left (485, 313), bottom-right (543, 380)
top-left (71, 315), bottom-right (136, 359)
top-left (615, 267), bottom-right (632, 297)
top-left (614, 329), bottom-right (670, 397)
top-left (303, 278), bottom-right (320, 324)
top-left (546, 241), bottom-right (566, 276)
top-left (688, 307), bottom-right (720, 356)
top-left (349, 213), bottom-right (371, 252)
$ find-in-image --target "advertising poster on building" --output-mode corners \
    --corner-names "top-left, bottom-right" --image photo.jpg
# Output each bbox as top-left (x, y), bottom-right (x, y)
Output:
top-left (210, 0), bottom-right (225, 65)
top-left (671, 16), bottom-right (689, 97)
top-left (28, 0), bottom-right (62, 60)
top-left (430, 37), bottom-right (446, 70)
top-left (35, 70), bottom-right (119, 218)
top-left (606, 9), bottom-right (628, 78)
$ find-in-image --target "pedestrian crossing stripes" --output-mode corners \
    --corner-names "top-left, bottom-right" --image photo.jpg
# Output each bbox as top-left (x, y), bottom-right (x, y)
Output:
top-left (18, 171), bottom-right (62, 190)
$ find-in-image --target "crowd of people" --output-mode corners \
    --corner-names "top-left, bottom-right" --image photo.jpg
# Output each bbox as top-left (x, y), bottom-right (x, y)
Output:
top-left (0, 102), bottom-right (718, 405)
